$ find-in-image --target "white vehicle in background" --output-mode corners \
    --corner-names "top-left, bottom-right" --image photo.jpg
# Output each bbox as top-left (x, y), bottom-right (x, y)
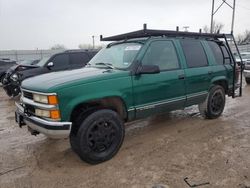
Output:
top-left (240, 52), bottom-right (250, 84)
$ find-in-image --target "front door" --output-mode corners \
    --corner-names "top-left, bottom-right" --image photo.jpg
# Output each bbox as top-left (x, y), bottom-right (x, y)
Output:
top-left (132, 40), bottom-right (186, 119)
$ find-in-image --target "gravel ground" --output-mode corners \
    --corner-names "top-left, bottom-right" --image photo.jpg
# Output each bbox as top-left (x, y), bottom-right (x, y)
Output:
top-left (0, 85), bottom-right (249, 188)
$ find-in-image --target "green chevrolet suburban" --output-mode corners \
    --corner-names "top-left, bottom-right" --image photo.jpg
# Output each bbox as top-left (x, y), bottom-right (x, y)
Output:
top-left (15, 27), bottom-right (242, 164)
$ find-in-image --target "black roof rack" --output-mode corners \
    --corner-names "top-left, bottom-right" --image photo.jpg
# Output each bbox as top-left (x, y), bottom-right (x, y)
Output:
top-left (100, 24), bottom-right (232, 41)
top-left (100, 24), bottom-right (243, 99)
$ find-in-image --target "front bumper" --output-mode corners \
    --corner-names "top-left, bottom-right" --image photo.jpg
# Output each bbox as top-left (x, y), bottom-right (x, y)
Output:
top-left (15, 102), bottom-right (72, 139)
top-left (244, 70), bottom-right (250, 78)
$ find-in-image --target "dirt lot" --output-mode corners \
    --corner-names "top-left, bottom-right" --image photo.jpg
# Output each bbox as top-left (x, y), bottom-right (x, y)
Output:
top-left (0, 85), bottom-right (250, 188)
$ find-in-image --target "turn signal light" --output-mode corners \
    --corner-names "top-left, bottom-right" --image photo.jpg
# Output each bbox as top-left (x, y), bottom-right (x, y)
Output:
top-left (50, 110), bottom-right (60, 119)
top-left (48, 95), bottom-right (58, 105)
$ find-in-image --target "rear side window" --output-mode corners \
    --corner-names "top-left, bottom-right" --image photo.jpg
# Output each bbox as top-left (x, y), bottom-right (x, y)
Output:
top-left (180, 39), bottom-right (208, 68)
top-left (221, 46), bottom-right (231, 64)
top-left (70, 53), bottom-right (90, 65)
top-left (207, 41), bottom-right (224, 65)
top-left (51, 54), bottom-right (70, 70)
top-left (142, 40), bottom-right (180, 71)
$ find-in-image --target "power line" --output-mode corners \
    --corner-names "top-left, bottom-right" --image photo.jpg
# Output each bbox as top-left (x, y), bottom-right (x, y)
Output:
top-left (227, 0), bottom-right (250, 11)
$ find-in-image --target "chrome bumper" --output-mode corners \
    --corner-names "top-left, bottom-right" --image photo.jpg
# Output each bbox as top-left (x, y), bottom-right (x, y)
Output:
top-left (243, 70), bottom-right (250, 78)
top-left (15, 102), bottom-right (72, 139)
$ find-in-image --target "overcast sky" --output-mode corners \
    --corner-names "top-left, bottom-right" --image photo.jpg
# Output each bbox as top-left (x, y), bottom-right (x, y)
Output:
top-left (0, 0), bottom-right (250, 50)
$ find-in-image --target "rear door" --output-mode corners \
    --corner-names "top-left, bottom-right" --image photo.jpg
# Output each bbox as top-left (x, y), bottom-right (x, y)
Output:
top-left (132, 39), bottom-right (186, 118)
top-left (70, 52), bottom-right (91, 69)
top-left (179, 39), bottom-right (212, 106)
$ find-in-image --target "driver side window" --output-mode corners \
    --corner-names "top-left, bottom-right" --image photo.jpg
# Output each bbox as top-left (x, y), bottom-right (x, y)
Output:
top-left (142, 40), bottom-right (180, 71)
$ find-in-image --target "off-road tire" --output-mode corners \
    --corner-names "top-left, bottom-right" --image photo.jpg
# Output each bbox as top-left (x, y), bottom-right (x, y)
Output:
top-left (72, 109), bottom-right (124, 164)
top-left (69, 107), bottom-right (99, 155)
top-left (199, 85), bottom-right (225, 119)
top-left (245, 77), bottom-right (250, 84)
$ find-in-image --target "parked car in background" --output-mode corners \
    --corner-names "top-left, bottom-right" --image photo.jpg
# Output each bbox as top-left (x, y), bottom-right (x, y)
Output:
top-left (0, 58), bottom-right (16, 84)
top-left (1, 59), bottom-right (40, 86)
top-left (3, 49), bottom-right (98, 97)
top-left (15, 28), bottom-right (240, 164)
top-left (240, 52), bottom-right (250, 84)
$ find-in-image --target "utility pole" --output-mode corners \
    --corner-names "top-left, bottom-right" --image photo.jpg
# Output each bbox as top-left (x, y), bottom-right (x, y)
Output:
top-left (210, 0), bottom-right (236, 34)
top-left (231, 0), bottom-right (236, 34)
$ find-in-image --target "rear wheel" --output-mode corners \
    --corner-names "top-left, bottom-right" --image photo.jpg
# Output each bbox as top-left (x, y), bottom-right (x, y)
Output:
top-left (245, 77), bottom-right (250, 84)
top-left (199, 85), bottom-right (225, 119)
top-left (70, 109), bottom-right (124, 164)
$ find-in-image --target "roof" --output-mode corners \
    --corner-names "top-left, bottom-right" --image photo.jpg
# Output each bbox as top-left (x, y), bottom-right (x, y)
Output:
top-left (64, 49), bottom-right (99, 53)
top-left (100, 24), bottom-right (233, 42)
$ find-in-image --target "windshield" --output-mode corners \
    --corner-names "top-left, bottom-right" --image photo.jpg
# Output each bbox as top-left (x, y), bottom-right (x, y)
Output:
top-left (88, 43), bottom-right (142, 69)
top-left (18, 59), bottom-right (39, 65)
top-left (36, 57), bottom-right (50, 67)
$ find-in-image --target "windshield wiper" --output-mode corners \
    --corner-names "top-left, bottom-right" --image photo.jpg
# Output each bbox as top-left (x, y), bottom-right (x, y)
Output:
top-left (95, 62), bottom-right (115, 69)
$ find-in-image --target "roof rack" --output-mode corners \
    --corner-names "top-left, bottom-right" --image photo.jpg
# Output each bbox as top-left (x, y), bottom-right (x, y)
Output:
top-left (100, 24), bottom-right (243, 98)
top-left (100, 24), bottom-right (232, 41)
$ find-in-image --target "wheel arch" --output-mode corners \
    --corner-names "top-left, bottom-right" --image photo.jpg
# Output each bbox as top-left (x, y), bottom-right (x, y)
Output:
top-left (70, 96), bottom-right (128, 122)
top-left (211, 77), bottom-right (229, 94)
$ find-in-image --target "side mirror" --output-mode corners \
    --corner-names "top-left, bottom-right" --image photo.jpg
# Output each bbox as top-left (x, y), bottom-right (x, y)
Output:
top-left (136, 65), bottom-right (160, 75)
top-left (47, 62), bottom-right (54, 69)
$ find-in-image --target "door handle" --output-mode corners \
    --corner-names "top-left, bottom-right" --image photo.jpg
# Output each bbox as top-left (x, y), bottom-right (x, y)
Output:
top-left (208, 71), bottom-right (213, 75)
top-left (178, 74), bottom-right (185, 80)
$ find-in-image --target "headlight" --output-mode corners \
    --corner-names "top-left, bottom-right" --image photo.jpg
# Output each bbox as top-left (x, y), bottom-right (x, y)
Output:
top-left (10, 73), bottom-right (18, 81)
top-left (33, 94), bottom-right (58, 105)
top-left (35, 109), bottom-right (50, 118)
top-left (33, 94), bottom-right (48, 103)
top-left (35, 109), bottom-right (61, 119)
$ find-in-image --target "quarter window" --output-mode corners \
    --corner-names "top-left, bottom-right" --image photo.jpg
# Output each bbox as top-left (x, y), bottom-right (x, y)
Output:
top-left (221, 46), bottom-right (231, 64)
top-left (142, 40), bottom-right (180, 70)
top-left (180, 39), bottom-right (208, 68)
top-left (207, 41), bottom-right (224, 65)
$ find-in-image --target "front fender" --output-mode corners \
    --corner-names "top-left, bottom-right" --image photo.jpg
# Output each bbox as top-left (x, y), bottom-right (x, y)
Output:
top-left (57, 77), bottom-right (133, 122)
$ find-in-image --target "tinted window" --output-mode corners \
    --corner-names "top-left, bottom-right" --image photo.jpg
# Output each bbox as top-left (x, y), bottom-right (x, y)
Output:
top-left (221, 46), bottom-right (231, 64)
top-left (207, 41), bottom-right (224, 65)
top-left (180, 39), bottom-right (208, 68)
top-left (51, 54), bottom-right (69, 70)
top-left (70, 53), bottom-right (90, 65)
top-left (142, 40), bottom-right (180, 70)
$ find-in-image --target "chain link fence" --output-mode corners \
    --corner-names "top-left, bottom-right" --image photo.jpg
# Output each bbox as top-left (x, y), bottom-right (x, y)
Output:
top-left (0, 49), bottom-right (64, 61)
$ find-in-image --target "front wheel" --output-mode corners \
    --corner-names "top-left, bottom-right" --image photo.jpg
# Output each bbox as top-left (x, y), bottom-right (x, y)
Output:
top-left (199, 85), bottom-right (226, 119)
top-left (71, 109), bottom-right (125, 164)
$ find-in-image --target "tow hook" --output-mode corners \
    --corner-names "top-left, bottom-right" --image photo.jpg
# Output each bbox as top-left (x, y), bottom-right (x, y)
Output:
top-left (28, 127), bottom-right (40, 136)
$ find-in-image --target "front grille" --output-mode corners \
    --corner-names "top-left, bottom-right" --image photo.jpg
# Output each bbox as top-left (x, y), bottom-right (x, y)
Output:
top-left (24, 104), bottom-right (35, 115)
top-left (23, 91), bottom-right (33, 100)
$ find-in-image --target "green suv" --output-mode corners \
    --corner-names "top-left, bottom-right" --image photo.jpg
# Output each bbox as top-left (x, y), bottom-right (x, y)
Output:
top-left (15, 28), bottom-right (240, 164)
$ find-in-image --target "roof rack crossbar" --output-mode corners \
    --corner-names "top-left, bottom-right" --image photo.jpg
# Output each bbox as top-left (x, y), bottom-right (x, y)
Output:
top-left (100, 24), bottom-right (231, 41)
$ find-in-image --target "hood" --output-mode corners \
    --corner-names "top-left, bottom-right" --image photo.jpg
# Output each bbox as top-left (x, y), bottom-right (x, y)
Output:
top-left (16, 64), bottom-right (39, 71)
top-left (6, 64), bottom-right (39, 74)
top-left (21, 67), bottom-right (129, 92)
